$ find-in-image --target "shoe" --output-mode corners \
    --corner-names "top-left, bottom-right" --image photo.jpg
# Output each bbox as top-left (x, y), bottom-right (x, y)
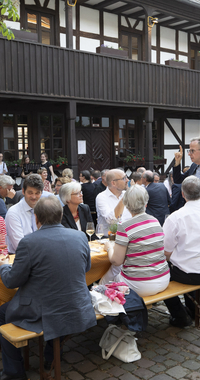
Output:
top-left (185, 306), bottom-right (195, 320)
top-left (0, 371), bottom-right (27, 380)
top-left (169, 315), bottom-right (193, 328)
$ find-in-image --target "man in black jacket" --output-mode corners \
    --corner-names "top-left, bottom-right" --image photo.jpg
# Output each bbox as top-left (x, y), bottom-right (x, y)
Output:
top-left (142, 170), bottom-right (171, 226)
top-left (173, 138), bottom-right (200, 183)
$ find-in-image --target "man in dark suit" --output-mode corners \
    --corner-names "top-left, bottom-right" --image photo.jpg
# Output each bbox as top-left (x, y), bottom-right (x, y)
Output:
top-left (142, 170), bottom-right (171, 226)
top-left (173, 138), bottom-right (200, 183)
top-left (0, 196), bottom-right (96, 380)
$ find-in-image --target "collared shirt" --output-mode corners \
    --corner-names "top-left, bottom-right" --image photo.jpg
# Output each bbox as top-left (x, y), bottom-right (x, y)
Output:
top-left (163, 199), bottom-right (200, 273)
top-left (195, 166), bottom-right (200, 179)
top-left (0, 162), bottom-right (8, 175)
top-left (5, 198), bottom-right (36, 253)
top-left (96, 187), bottom-right (132, 236)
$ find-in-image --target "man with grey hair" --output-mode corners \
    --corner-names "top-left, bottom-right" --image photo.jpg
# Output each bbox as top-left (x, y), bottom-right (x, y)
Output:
top-left (96, 169), bottom-right (131, 236)
top-left (0, 175), bottom-right (15, 218)
top-left (173, 137), bottom-right (200, 183)
top-left (94, 169), bottom-right (109, 198)
top-left (153, 172), bottom-right (160, 183)
top-left (130, 171), bottom-right (142, 185)
top-left (142, 170), bottom-right (170, 226)
top-left (163, 176), bottom-right (200, 327)
top-left (0, 196), bottom-right (96, 379)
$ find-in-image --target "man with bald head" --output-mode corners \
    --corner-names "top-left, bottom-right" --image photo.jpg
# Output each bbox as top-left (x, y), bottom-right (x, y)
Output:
top-left (142, 170), bottom-right (170, 226)
top-left (96, 169), bottom-right (131, 236)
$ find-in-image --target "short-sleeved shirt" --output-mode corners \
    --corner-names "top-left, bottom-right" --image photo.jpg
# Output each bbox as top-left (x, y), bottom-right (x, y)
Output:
top-left (115, 212), bottom-right (169, 281)
top-left (40, 161), bottom-right (52, 182)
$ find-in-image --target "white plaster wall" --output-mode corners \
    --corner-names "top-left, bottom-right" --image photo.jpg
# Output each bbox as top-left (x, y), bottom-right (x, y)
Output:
top-left (60, 33), bottom-right (66, 48)
top-left (164, 150), bottom-right (175, 171)
top-left (80, 37), bottom-right (99, 53)
top-left (151, 49), bottom-right (157, 63)
top-left (160, 27), bottom-right (175, 49)
top-left (184, 149), bottom-right (192, 166)
top-left (59, 0), bottom-right (65, 27)
top-left (178, 55), bottom-right (188, 62)
top-left (80, 6), bottom-right (99, 34)
top-left (179, 31), bottom-right (188, 52)
top-left (160, 51), bottom-right (175, 65)
top-left (5, 20), bottom-right (20, 30)
top-left (151, 25), bottom-right (156, 46)
top-left (47, 0), bottom-right (55, 9)
top-left (73, 36), bottom-right (76, 49)
top-left (72, 7), bottom-right (76, 30)
top-left (135, 21), bottom-right (143, 31)
top-left (104, 41), bottom-right (118, 49)
top-left (104, 12), bottom-right (118, 38)
top-left (185, 120), bottom-right (200, 143)
top-left (164, 119), bottom-right (181, 144)
top-left (190, 34), bottom-right (195, 42)
top-left (121, 16), bottom-right (128, 28)
top-left (25, 0), bottom-right (35, 5)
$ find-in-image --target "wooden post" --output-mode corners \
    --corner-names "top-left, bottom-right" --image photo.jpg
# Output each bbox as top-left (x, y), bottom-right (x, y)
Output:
top-left (65, 0), bottom-right (73, 49)
top-left (143, 5), bottom-right (155, 62)
top-left (66, 101), bottom-right (78, 179)
top-left (145, 107), bottom-right (154, 170)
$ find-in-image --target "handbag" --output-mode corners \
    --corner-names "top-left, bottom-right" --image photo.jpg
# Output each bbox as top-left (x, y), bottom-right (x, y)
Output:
top-left (99, 324), bottom-right (141, 363)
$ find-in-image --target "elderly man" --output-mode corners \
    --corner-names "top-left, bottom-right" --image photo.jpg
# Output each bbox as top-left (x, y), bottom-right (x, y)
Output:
top-left (96, 169), bottom-right (131, 236)
top-left (0, 176), bottom-right (15, 219)
top-left (142, 170), bottom-right (170, 226)
top-left (173, 137), bottom-right (200, 183)
top-left (94, 169), bottom-right (109, 198)
top-left (153, 172), bottom-right (160, 183)
top-left (163, 176), bottom-right (200, 327)
top-left (0, 196), bottom-right (96, 380)
top-left (5, 174), bottom-right (43, 254)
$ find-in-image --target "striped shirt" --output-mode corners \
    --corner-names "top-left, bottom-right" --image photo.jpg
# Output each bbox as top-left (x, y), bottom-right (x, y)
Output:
top-left (0, 216), bottom-right (8, 255)
top-left (115, 212), bottom-right (169, 281)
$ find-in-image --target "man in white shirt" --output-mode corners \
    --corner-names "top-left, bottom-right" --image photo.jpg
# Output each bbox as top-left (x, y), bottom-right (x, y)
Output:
top-left (163, 175), bottom-right (200, 327)
top-left (5, 174), bottom-right (44, 254)
top-left (0, 153), bottom-right (8, 175)
top-left (96, 169), bottom-right (132, 284)
top-left (96, 169), bottom-right (131, 236)
top-left (0, 176), bottom-right (15, 219)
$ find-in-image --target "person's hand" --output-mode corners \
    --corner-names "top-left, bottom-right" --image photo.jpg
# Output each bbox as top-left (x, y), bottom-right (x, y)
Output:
top-left (104, 241), bottom-right (111, 252)
top-left (174, 145), bottom-right (183, 166)
top-left (6, 188), bottom-right (16, 199)
top-left (0, 254), bottom-right (9, 266)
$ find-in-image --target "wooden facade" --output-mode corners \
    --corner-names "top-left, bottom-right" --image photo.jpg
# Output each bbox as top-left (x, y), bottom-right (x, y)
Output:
top-left (1, 0), bottom-right (200, 178)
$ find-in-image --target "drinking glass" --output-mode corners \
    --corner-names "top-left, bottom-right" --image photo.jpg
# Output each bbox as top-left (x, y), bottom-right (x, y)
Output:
top-left (96, 224), bottom-right (104, 240)
top-left (86, 222), bottom-right (95, 242)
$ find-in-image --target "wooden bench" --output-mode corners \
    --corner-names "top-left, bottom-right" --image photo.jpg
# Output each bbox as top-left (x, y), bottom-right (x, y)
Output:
top-left (0, 281), bottom-right (200, 380)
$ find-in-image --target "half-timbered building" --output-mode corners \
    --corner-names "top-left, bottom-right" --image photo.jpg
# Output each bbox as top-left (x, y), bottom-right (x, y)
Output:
top-left (1, 0), bottom-right (200, 178)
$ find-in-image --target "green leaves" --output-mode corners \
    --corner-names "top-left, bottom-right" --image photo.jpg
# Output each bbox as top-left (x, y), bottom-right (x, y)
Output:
top-left (0, 0), bottom-right (19, 40)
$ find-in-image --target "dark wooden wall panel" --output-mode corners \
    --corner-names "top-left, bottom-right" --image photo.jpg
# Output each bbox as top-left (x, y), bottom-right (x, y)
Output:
top-left (1, 38), bottom-right (200, 110)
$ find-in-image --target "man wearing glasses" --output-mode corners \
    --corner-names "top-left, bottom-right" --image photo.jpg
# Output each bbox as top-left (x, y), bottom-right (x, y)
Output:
top-left (96, 169), bottom-right (131, 237)
top-left (173, 137), bottom-right (200, 183)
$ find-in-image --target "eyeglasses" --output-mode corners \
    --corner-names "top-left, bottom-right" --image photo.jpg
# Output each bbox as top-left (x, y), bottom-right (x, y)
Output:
top-left (113, 176), bottom-right (127, 181)
top-left (187, 149), bottom-right (200, 154)
top-left (71, 191), bottom-right (82, 196)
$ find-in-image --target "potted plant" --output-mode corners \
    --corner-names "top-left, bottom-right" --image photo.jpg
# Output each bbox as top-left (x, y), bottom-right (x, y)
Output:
top-left (153, 156), bottom-right (167, 165)
top-left (124, 152), bottom-right (145, 166)
top-left (165, 59), bottom-right (190, 69)
top-left (96, 44), bottom-right (128, 59)
top-left (50, 156), bottom-right (68, 172)
top-left (108, 220), bottom-right (118, 241)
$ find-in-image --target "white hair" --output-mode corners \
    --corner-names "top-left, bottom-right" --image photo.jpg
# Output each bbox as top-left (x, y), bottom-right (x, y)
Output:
top-left (182, 176), bottom-right (200, 201)
top-left (0, 175), bottom-right (15, 188)
top-left (59, 181), bottom-right (81, 205)
top-left (123, 184), bottom-right (149, 214)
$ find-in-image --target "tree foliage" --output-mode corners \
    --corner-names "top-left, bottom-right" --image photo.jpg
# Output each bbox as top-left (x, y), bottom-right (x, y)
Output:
top-left (0, 0), bottom-right (19, 40)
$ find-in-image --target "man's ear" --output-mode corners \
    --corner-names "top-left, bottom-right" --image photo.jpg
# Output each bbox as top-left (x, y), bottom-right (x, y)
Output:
top-left (22, 188), bottom-right (25, 196)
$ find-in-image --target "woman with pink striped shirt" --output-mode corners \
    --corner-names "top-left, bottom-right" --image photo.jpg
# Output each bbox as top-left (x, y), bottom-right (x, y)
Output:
top-left (0, 216), bottom-right (8, 257)
top-left (104, 184), bottom-right (170, 297)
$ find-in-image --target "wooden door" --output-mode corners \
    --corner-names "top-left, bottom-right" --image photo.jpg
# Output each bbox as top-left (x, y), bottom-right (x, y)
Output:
top-left (76, 129), bottom-right (111, 173)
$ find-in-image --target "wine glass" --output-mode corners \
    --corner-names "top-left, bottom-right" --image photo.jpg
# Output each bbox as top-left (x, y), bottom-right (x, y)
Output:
top-left (86, 222), bottom-right (95, 242)
top-left (96, 224), bottom-right (104, 241)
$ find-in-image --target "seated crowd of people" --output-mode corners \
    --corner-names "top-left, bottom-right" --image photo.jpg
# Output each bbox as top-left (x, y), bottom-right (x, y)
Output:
top-left (0, 137), bottom-right (200, 379)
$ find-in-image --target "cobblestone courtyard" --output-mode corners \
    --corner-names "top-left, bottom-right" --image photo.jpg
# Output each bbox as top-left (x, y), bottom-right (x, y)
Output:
top-left (5, 304), bottom-right (200, 380)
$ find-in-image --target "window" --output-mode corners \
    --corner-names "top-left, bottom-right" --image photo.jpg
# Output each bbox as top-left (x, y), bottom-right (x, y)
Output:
top-left (40, 114), bottom-right (64, 160)
top-left (120, 32), bottom-right (142, 60)
top-left (75, 117), bottom-right (110, 128)
top-left (26, 11), bottom-right (54, 45)
top-left (119, 119), bottom-right (136, 158)
top-left (3, 114), bottom-right (29, 161)
top-left (191, 46), bottom-right (200, 70)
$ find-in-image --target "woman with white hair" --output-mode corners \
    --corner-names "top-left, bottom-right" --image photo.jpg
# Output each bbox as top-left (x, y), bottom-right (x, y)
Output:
top-left (104, 184), bottom-right (170, 296)
top-left (60, 181), bottom-right (94, 238)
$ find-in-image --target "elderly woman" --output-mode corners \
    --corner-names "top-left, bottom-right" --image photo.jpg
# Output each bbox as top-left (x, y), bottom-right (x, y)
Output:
top-left (60, 181), bottom-right (94, 238)
top-left (103, 184), bottom-right (170, 297)
top-left (37, 167), bottom-right (53, 193)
